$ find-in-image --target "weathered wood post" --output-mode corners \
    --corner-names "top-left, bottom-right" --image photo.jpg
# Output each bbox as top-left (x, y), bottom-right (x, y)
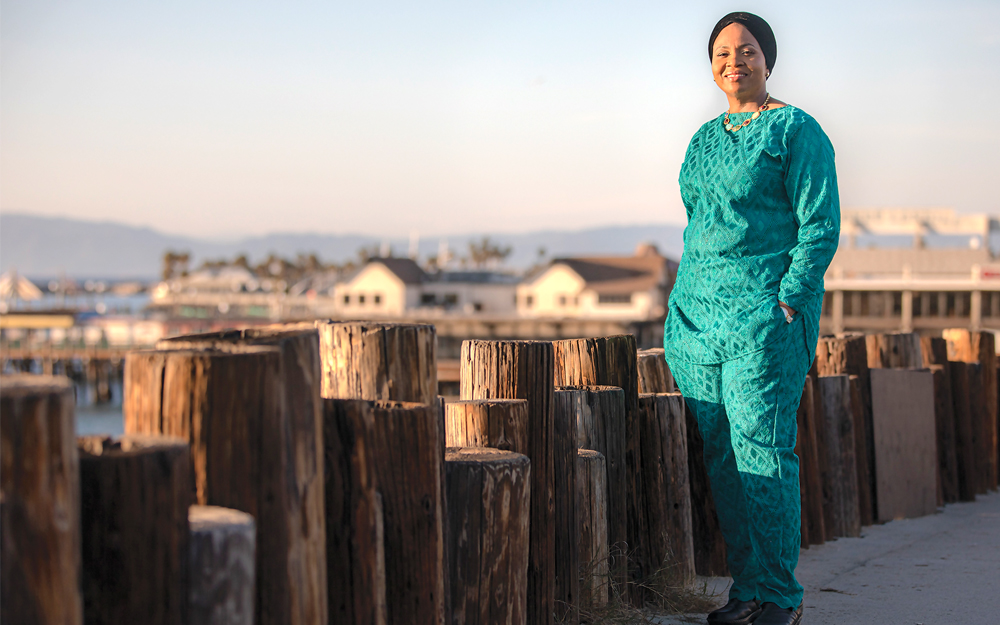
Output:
top-left (866, 332), bottom-right (924, 369)
top-left (810, 375), bottom-right (835, 541)
top-left (950, 362), bottom-right (980, 501)
top-left (314, 321), bottom-right (438, 403)
top-left (943, 329), bottom-right (998, 491)
top-left (126, 335), bottom-right (327, 625)
top-left (445, 399), bottom-right (529, 452)
top-left (189, 505), bottom-right (256, 625)
top-left (552, 335), bottom-right (638, 601)
top-left (816, 376), bottom-right (861, 537)
top-left (461, 340), bottom-right (555, 625)
top-left (445, 447), bottom-right (531, 625)
top-left (323, 399), bottom-right (386, 625)
top-left (552, 389), bottom-right (581, 624)
top-left (928, 365), bottom-right (959, 504)
top-left (637, 348), bottom-right (674, 393)
top-left (576, 449), bottom-right (609, 611)
top-left (795, 377), bottom-right (825, 547)
top-left (371, 400), bottom-right (447, 625)
top-left (815, 335), bottom-right (876, 524)
top-left (637, 393), bottom-right (695, 589)
top-left (848, 376), bottom-right (874, 525)
top-left (0, 375), bottom-right (83, 625)
top-left (78, 434), bottom-right (192, 625)
top-left (683, 401), bottom-right (729, 576)
top-left (557, 384), bottom-right (627, 596)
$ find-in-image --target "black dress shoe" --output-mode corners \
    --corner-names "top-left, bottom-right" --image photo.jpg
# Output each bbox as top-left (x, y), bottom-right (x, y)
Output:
top-left (707, 598), bottom-right (762, 625)
top-left (753, 602), bottom-right (803, 625)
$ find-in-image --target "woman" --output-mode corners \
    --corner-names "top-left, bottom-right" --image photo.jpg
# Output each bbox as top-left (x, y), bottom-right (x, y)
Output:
top-left (663, 12), bottom-right (839, 625)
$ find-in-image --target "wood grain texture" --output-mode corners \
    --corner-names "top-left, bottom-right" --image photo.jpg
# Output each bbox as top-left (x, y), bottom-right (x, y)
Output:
top-left (556, 384), bottom-right (627, 599)
top-left (794, 377), bottom-right (825, 547)
top-left (78, 434), bottom-right (193, 625)
top-left (810, 374), bottom-right (835, 541)
top-left (0, 374), bottom-right (82, 625)
top-left (552, 390), bottom-right (581, 625)
top-left (370, 401), bottom-right (447, 625)
top-left (929, 365), bottom-right (959, 504)
top-left (551, 335), bottom-right (638, 603)
top-left (636, 393), bottom-right (694, 589)
top-left (942, 329), bottom-right (998, 491)
top-left (816, 376), bottom-right (861, 537)
top-left (815, 335), bottom-right (877, 522)
top-left (315, 321), bottom-right (437, 403)
top-left (445, 447), bottom-right (531, 625)
top-left (189, 505), bottom-right (256, 625)
top-left (683, 402), bottom-right (728, 577)
top-left (445, 399), bottom-right (529, 452)
top-left (636, 348), bottom-right (675, 394)
top-left (950, 362), bottom-right (980, 501)
top-left (322, 399), bottom-right (386, 625)
top-left (460, 340), bottom-right (555, 625)
top-left (576, 450), bottom-right (608, 611)
top-left (848, 376), bottom-right (874, 526)
top-left (127, 335), bottom-right (327, 625)
top-left (866, 332), bottom-right (924, 370)
top-left (870, 369), bottom-right (938, 521)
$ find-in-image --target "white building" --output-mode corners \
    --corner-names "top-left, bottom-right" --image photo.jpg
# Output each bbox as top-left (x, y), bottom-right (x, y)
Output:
top-left (516, 244), bottom-right (677, 321)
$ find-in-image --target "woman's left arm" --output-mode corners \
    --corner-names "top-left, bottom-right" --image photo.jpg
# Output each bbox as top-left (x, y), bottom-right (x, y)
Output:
top-left (778, 117), bottom-right (841, 315)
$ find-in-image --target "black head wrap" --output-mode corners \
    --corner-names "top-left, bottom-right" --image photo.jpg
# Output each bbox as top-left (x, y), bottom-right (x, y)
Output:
top-left (708, 12), bottom-right (777, 73)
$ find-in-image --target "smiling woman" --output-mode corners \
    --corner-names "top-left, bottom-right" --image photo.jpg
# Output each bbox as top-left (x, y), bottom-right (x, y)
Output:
top-left (662, 11), bottom-right (841, 625)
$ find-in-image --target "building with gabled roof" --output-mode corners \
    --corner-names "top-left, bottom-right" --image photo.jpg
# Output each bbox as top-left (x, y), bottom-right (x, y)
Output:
top-left (516, 243), bottom-right (677, 320)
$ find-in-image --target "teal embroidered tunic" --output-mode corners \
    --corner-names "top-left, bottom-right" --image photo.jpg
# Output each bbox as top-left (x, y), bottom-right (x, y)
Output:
top-left (664, 105), bottom-right (840, 364)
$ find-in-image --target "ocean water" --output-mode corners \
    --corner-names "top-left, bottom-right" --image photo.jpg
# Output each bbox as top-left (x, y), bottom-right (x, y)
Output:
top-left (76, 403), bottom-right (124, 436)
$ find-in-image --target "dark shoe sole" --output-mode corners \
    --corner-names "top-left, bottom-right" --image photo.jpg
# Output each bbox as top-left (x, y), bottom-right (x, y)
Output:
top-left (707, 608), bottom-right (763, 625)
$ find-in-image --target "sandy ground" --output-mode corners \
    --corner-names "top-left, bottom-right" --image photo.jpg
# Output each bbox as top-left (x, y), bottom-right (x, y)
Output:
top-left (650, 491), bottom-right (1000, 624)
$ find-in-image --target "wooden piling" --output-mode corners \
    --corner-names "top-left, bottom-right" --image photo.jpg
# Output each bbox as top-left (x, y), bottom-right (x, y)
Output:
top-left (928, 365), bottom-right (959, 504)
top-left (370, 401), bottom-right (447, 625)
top-left (552, 335), bottom-right (638, 602)
top-left (552, 390), bottom-right (581, 625)
top-left (126, 338), bottom-right (327, 625)
top-left (950, 362), bottom-right (980, 501)
top-left (445, 447), bottom-right (531, 625)
top-left (683, 401), bottom-right (728, 577)
top-left (460, 339), bottom-right (555, 625)
top-left (816, 376), bottom-right (861, 537)
top-left (943, 329), bottom-right (998, 491)
top-left (848, 376), bottom-right (874, 526)
top-left (576, 449), bottom-right (609, 611)
top-left (445, 399), bottom-right (529, 452)
top-left (189, 505), bottom-right (256, 625)
top-left (636, 348), bottom-right (674, 393)
top-left (556, 384), bottom-right (627, 598)
top-left (0, 375), bottom-right (83, 625)
top-left (78, 434), bottom-right (192, 625)
top-left (322, 399), bottom-right (386, 625)
top-left (795, 377), bottom-right (825, 546)
top-left (866, 332), bottom-right (924, 369)
top-left (637, 393), bottom-right (695, 589)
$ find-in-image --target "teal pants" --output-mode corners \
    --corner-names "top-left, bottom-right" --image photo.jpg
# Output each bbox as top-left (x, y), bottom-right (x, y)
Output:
top-left (667, 316), bottom-right (812, 610)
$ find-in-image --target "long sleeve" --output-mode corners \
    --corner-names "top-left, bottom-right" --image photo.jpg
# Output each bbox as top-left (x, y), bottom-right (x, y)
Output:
top-left (777, 119), bottom-right (840, 313)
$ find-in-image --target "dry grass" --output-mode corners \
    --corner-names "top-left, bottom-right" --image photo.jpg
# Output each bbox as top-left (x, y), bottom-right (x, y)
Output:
top-left (563, 545), bottom-right (725, 624)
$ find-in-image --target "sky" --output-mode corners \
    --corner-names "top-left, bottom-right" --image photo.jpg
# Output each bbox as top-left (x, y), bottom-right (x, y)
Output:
top-left (2, 0), bottom-right (998, 239)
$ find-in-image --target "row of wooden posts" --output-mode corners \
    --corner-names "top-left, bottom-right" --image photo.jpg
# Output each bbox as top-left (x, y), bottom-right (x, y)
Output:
top-left (2, 322), bottom-right (997, 625)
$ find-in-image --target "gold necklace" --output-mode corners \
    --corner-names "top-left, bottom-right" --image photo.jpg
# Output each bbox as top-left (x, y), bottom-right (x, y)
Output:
top-left (724, 93), bottom-right (771, 132)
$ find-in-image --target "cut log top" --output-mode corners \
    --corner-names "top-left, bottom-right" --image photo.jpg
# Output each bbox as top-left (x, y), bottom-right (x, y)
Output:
top-left (448, 399), bottom-right (529, 408)
top-left (578, 449), bottom-right (603, 460)
top-left (78, 433), bottom-right (188, 457)
top-left (189, 505), bottom-right (255, 533)
top-left (445, 447), bottom-right (529, 467)
top-left (157, 326), bottom-right (318, 350)
top-left (0, 373), bottom-right (73, 396)
top-left (556, 385), bottom-right (623, 393)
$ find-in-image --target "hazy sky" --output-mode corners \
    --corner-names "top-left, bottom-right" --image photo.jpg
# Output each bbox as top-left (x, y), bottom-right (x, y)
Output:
top-left (2, 1), bottom-right (998, 239)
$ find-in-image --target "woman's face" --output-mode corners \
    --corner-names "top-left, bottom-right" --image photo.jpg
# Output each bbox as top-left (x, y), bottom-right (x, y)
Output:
top-left (712, 23), bottom-right (767, 100)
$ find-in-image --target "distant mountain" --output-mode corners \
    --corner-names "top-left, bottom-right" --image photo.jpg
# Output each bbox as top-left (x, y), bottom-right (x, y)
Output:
top-left (0, 213), bottom-right (686, 280)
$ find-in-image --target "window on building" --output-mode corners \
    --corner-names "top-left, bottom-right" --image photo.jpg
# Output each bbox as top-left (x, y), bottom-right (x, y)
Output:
top-left (525, 295), bottom-right (534, 308)
top-left (573, 296), bottom-right (579, 306)
top-left (598, 293), bottom-right (632, 304)
top-left (374, 294), bottom-right (382, 305)
top-left (473, 302), bottom-right (483, 312)
top-left (558, 295), bottom-right (567, 307)
top-left (343, 294), bottom-right (350, 305)
top-left (421, 293), bottom-right (436, 305)
top-left (358, 294), bottom-right (366, 305)
top-left (443, 293), bottom-right (458, 306)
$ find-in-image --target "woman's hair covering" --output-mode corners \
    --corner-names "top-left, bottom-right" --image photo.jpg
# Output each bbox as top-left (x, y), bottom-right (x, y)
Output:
top-left (708, 12), bottom-right (777, 72)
